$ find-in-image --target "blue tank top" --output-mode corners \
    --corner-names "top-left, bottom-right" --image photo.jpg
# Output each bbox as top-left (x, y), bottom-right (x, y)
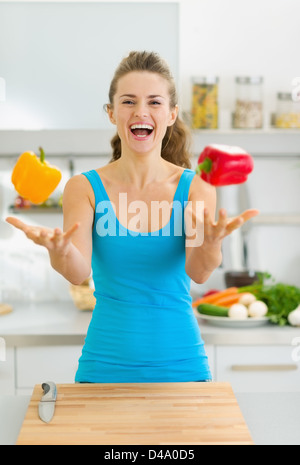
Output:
top-left (75, 168), bottom-right (211, 383)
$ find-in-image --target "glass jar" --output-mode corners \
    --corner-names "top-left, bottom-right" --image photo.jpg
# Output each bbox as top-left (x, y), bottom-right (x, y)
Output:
top-left (233, 77), bottom-right (263, 129)
top-left (275, 92), bottom-right (300, 128)
top-left (191, 77), bottom-right (219, 129)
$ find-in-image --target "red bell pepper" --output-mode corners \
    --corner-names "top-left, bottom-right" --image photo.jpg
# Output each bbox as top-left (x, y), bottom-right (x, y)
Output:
top-left (196, 144), bottom-right (254, 186)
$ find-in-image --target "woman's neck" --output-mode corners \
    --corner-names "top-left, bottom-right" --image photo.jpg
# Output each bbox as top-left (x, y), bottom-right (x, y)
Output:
top-left (114, 148), bottom-right (169, 190)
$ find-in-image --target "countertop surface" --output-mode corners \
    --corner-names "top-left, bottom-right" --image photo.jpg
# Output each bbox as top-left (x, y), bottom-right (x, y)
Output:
top-left (1, 301), bottom-right (299, 346)
top-left (1, 391), bottom-right (300, 446)
top-left (1, 302), bottom-right (300, 445)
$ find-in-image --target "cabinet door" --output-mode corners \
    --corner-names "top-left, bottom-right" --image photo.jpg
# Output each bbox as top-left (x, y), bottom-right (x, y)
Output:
top-left (216, 345), bottom-right (300, 393)
top-left (0, 348), bottom-right (15, 395)
top-left (16, 345), bottom-right (83, 392)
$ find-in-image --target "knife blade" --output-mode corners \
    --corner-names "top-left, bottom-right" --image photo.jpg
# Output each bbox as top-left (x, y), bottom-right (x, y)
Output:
top-left (38, 381), bottom-right (57, 424)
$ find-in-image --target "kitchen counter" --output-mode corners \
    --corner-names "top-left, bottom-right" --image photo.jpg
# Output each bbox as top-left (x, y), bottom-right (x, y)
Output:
top-left (1, 302), bottom-right (300, 445)
top-left (1, 301), bottom-right (300, 347)
top-left (1, 391), bottom-right (300, 445)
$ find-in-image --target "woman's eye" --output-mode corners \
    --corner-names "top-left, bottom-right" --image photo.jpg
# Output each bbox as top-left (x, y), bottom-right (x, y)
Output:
top-left (122, 100), bottom-right (135, 105)
top-left (150, 101), bottom-right (161, 105)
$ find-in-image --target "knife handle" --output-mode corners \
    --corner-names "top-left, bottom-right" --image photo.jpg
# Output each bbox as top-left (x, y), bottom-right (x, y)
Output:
top-left (41, 382), bottom-right (57, 402)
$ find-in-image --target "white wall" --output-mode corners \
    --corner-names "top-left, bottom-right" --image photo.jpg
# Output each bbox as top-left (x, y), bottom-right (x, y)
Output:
top-left (179, 0), bottom-right (300, 125)
top-left (0, 1), bottom-right (179, 129)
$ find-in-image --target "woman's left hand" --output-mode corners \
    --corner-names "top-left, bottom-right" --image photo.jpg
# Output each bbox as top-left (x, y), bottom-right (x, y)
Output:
top-left (203, 207), bottom-right (259, 245)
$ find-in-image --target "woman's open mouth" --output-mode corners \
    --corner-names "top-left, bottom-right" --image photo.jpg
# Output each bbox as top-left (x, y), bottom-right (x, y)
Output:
top-left (130, 123), bottom-right (154, 140)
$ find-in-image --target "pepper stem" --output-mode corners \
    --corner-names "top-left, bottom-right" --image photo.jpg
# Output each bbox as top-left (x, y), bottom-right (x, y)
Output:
top-left (196, 157), bottom-right (213, 174)
top-left (39, 147), bottom-right (45, 164)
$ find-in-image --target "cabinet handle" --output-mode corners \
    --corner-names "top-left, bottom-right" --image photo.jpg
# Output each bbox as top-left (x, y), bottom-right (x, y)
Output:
top-left (231, 364), bottom-right (298, 372)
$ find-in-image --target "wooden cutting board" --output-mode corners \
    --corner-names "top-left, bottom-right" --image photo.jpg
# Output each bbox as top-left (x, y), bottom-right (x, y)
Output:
top-left (17, 382), bottom-right (254, 445)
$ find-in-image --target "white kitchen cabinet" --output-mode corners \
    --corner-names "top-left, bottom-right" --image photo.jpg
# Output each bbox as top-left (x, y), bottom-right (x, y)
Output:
top-left (16, 345), bottom-right (83, 395)
top-left (216, 345), bottom-right (300, 393)
top-left (0, 348), bottom-right (15, 395)
top-left (3, 342), bottom-right (300, 395)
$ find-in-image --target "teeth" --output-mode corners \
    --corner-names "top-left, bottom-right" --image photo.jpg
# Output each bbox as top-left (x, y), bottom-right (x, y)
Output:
top-left (130, 124), bottom-right (154, 130)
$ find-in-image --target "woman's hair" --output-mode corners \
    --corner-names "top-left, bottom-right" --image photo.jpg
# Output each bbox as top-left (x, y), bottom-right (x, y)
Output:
top-left (105, 51), bottom-right (192, 169)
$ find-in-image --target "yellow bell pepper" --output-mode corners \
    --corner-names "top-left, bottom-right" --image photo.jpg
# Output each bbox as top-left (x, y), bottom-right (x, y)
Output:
top-left (11, 147), bottom-right (62, 205)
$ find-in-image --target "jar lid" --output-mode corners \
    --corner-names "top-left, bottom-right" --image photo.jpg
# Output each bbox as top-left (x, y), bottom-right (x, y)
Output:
top-left (236, 76), bottom-right (264, 85)
top-left (277, 92), bottom-right (292, 101)
top-left (192, 76), bottom-right (219, 85)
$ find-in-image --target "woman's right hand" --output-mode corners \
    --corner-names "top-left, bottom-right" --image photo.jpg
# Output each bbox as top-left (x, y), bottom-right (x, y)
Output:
top-left (5, 216), bottom-right (80, 256)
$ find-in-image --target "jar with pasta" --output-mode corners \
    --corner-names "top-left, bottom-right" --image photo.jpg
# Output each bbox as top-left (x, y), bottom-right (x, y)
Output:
top-left (233, 77), bottom-right (264, 129)
top-left (275, 92), bottom-right (300, 129)
top-left (191, 77), bottom-right (219, 129)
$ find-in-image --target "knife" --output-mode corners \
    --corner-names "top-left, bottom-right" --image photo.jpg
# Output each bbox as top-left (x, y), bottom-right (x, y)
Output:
top-left (38, 381), bottom-right (57, 424)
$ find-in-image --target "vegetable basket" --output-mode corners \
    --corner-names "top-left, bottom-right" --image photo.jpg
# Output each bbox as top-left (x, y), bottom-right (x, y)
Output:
top-left (69, 279), bottom-right (96, 311)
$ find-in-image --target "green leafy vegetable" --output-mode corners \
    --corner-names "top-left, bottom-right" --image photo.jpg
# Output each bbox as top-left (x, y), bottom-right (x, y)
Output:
top-left (239, 272), bottom-right (300, 326)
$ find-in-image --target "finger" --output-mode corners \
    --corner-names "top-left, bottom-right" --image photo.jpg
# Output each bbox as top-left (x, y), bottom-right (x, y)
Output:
top-left (63, 222), bottom-right (80, 240)
top-left (5, 216), bottom-right (30, 233)
top-left (226, 216), bottom-right (244, 234)
top-left (215, 208), bottom-right (228, 234)
top-left (49, 227), bottom-right (63, 243)
top-left (240, 209), bottom-right (260, 222)
top-left (202, 207), bottom-right (214, 233)
top-left (203, 207), bottom-right (214, 226)
top-left (40, 229), bottom-right (50, 239)
top-left (25, 227), bottom-right (43, 242)
top-left (54, 227), bottom-right (63, 237)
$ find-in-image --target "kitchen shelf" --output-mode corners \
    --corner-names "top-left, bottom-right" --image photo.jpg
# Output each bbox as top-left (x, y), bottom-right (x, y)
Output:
top-left (9, 206), bottom-right (62, 214)
top-left (251, 215), bottom-right (300, 226)
top-left (191, 128), bottom-right (300, 135)
top-left (1, 129), bottom-right (300, 157)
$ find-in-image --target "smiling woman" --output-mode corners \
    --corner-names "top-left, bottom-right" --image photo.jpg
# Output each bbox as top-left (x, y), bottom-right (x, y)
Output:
top-left (105, 51), bottom-right (192, 168)
top-left (6, 51), bottom-right (258, 386)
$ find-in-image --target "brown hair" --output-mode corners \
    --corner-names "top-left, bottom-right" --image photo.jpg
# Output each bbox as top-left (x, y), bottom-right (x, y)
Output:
top-left (105, 51), bottom-right (192, 169)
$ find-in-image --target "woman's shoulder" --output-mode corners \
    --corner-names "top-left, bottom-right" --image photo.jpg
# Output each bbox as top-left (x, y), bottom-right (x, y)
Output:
top-left (188, 172), bottom-right (216, 201)
top-left (64, 173), bottom-right (96, 207)
top-left (65, 173), bottom-right (93, 190)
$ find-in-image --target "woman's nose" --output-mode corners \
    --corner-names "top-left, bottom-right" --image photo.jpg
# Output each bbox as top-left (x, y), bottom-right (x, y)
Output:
top-left (134, 102), bottom-right (149, 118)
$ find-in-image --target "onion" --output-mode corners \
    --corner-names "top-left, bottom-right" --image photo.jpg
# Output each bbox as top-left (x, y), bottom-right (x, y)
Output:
top-left (248, 300), bottom-right (268, 318)
top-left (288, 306), bottom-right (300, 327)
top-left (228, 304), bottom-right (248, 320)
top-left (239, 293), bottom-right (257, 306)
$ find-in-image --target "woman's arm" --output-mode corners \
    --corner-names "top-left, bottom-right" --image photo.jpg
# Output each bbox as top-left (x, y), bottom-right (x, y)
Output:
top-left (6, 174), bottom-right (95, 285)
top-left (51, 174), bottom-right (94, 284)
top-left (185, 176), bottom-right (259, 284)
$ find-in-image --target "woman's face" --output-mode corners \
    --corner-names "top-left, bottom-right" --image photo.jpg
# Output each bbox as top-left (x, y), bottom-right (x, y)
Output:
top-left (108, 71), bottom-right (178, 155)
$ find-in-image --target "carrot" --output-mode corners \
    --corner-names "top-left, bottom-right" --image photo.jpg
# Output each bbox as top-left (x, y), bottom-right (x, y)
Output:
top-left (192, 287), bottom-right (238, 307)
top-left (192, 298), bottom-right (204, 308)
top-left (213, 293), bottom-right (247, 307)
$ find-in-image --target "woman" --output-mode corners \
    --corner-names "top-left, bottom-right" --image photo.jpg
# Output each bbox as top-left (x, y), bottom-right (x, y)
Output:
top-left (6, 51), bottom-right (258, 383)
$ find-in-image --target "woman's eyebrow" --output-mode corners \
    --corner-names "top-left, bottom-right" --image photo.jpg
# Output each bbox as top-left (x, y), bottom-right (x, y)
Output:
top-left (119, 94), bottom-right (165, 99)
top-left (119, 94), bottom-right (136, 98)
top-left (148, 95), bottom-right (165, 99)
